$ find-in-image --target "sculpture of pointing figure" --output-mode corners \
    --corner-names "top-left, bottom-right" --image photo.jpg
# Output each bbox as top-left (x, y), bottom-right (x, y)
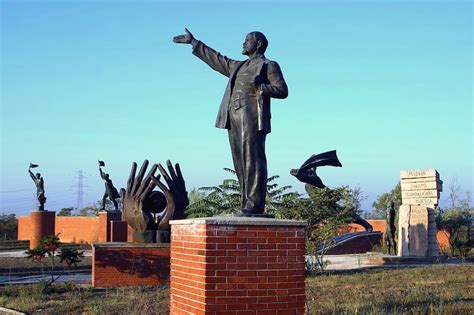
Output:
top-left (28, 163), bottom-right (46, 211)
top-left (173, 29), bottom-right (288, 216)
top-left (98, 161), bottom-right (120, 211)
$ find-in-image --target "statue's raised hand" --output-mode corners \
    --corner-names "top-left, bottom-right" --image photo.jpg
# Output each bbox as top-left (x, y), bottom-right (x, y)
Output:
top-left (121, 160), bottom-right (158, 232)
top-left (173, 28), bottom-right (194, 44)
top-left (153, 161), bottom-right (189, 231)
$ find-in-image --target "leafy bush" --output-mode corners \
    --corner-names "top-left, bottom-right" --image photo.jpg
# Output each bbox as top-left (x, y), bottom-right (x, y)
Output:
top-left (25, 234), bottom-right (84, 292)
top-left (437, 208), bottom-right (471, 258)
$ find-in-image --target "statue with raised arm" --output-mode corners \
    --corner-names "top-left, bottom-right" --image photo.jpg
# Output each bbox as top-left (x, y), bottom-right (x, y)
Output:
top-left (173, 28), bottom-right (288, 217)
top-left (98, 161), bottom-right (120, 211)
top-left (28, 163), bottom-right (46, 211)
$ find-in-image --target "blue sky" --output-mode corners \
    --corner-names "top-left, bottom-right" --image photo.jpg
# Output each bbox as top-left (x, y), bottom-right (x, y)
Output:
top-left (1, 0), bottom-right (472, 216)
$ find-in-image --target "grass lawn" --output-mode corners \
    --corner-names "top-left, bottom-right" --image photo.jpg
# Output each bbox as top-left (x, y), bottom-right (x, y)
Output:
top-left (306, 264), bottom-right (474, 314)
top-left (0, 264), bottom-right (472, 314)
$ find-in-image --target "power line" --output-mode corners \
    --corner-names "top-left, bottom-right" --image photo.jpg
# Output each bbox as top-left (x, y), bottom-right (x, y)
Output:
top-left (72, 170), bottom-right (88, 212)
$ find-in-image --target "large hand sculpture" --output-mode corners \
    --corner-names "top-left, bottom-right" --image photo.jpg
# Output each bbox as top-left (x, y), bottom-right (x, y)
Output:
top-left (121, 160), bottom-right (189, 243)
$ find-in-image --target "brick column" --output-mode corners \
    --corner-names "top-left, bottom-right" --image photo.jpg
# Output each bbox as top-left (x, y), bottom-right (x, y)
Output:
top-left (29, 210), bottom-right (55, 249)
top-left (97, 211), bottom-right (122, 242)
top-left (169, 217), bottom-right (306, 314)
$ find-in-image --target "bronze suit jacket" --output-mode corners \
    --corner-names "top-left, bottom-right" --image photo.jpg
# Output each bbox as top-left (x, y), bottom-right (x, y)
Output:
top-left (192, 40), bottom-right (288, 133)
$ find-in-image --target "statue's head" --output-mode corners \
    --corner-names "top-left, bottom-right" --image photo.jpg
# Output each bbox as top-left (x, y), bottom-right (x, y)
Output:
top-left (104, 173), bottom-right (109, 180)
top-left (36, 173), bottom-right (41, 179)
top-left (242, 31), bottom-right (268, 55)
top-left (387, 199), bottom-right (394, 210)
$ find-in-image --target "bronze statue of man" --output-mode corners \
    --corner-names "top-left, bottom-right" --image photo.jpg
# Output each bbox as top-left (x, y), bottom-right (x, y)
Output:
top-left (99, 162), bottom-right (120, 211)
top-left (385, 200), bottom-right (397, 255)
top-left (28, 164), bottom-right (46, 211)
top-left (173, 29), bottom-right (288, 216)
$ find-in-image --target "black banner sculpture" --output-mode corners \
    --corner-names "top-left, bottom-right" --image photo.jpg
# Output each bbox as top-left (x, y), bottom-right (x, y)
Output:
top-left (291, 150), bottom-right (373, 232)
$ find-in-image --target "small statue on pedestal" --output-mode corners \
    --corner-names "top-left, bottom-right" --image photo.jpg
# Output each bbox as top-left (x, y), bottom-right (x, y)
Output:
top-left (28, 163), bottom-right (46, 211)
top-left (98, 161), bottom-right (120, 211)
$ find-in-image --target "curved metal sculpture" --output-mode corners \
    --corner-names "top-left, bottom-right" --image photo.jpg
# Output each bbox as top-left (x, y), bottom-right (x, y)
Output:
top-left (291, 150), bottom-right (373, 232)
top-left (290, 150), bottom-right (342, 193)
top-left (121, 160), bottom-right (189, 243)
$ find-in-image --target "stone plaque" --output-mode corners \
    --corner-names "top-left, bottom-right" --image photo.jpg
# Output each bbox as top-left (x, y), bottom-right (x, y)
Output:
top-left (402, 197), bottom-right (439, 205)
top-left (398, 205), bottom-right (411, 256)
top-left (408, 206), bottom-right (429, 256)
top-left (402, 190), bottom-right (439, 198)
top-left (401, 181), bottom-right (442, 191)
top-left (400, 169), bottom-right (439, 179)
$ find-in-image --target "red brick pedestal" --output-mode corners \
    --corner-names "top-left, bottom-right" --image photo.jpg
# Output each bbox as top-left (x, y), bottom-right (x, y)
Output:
top-left (169, 217), bottom-right (306, 314)
top-left (29, 210), bottom-right (55, 249)
top-left (92, 243), bottom-right (170, 288)
top-left (97, 211), bottom-right (122, 242)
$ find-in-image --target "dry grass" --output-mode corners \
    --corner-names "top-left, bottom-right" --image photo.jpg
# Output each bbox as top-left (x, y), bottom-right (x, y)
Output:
top-left (0, 283), bottom-right (169, 314)
top-left (306, 264), bottom-right (474, 314)
top-left (0, 265), bottom-right (472, 314)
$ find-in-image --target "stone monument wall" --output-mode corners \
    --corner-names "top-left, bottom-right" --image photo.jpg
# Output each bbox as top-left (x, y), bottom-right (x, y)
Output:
top-left (398, 169), bottom-right (442, 257)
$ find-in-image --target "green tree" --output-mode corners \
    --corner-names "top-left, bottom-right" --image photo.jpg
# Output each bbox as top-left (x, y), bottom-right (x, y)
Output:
top-left (0, 214), bottom-right (17, 240)
top-left (371, 183), bottom-right (401, 219)
top-left (57, 207), bottom-right (74, 216)
top-left (299, 186), bottom-right (360, 272)
top-left (437, 178), bottom-right (472, 257)
top-left (78, 199), bottom-right (116, 216)
top-left (188, 187), bottom-right (205, 205)
top-left (437, 208), bottom-right (471, 257)
top-left (186, 168), bottom-right (300, 218)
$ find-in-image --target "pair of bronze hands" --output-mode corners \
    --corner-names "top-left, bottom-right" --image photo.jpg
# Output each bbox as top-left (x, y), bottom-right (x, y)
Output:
top-left (121, 160), bottom-right (189, 233)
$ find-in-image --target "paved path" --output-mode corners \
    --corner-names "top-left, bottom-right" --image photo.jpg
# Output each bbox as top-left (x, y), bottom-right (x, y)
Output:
top-left (0, 249), bottom-right (92, 258)
top-left (0, 274), bottom-right (90, 285)
top-left (1, 251), bottom-right (471, 285)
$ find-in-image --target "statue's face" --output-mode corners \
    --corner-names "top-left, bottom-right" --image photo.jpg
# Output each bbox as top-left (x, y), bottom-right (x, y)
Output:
top-left (36, 173), bottom-right (41, 179)
top-left (104, 174), bottom-right (109, 179)
top-left (242, 33), bottom-right (258, 55)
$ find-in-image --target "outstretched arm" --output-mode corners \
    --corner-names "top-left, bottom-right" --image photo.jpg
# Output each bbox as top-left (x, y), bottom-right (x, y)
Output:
top-left (99, 167), bottom-right (105, 179)
top-left (173, 28), bottom-right (239, 77)
top-left (28, 169), bottom-right (36, 182)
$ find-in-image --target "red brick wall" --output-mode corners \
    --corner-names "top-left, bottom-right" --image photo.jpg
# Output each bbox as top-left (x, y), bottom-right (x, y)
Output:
top-left (345, 220), bottom-right (450, 248)
top-left (55, 216), bottom-right (99, 243)
top-left (18, 212), bottom-right (128, 245)
top-left (29, 211), bottom-right (55, 249)
top-left (92, 243), bottom-right (170, 288)
top-left (170, 221), bottom-right (306, 314)
top-left (97, 211), bottom-right (122, 242)
top-left (17, 216), bottom-right (31, 241)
